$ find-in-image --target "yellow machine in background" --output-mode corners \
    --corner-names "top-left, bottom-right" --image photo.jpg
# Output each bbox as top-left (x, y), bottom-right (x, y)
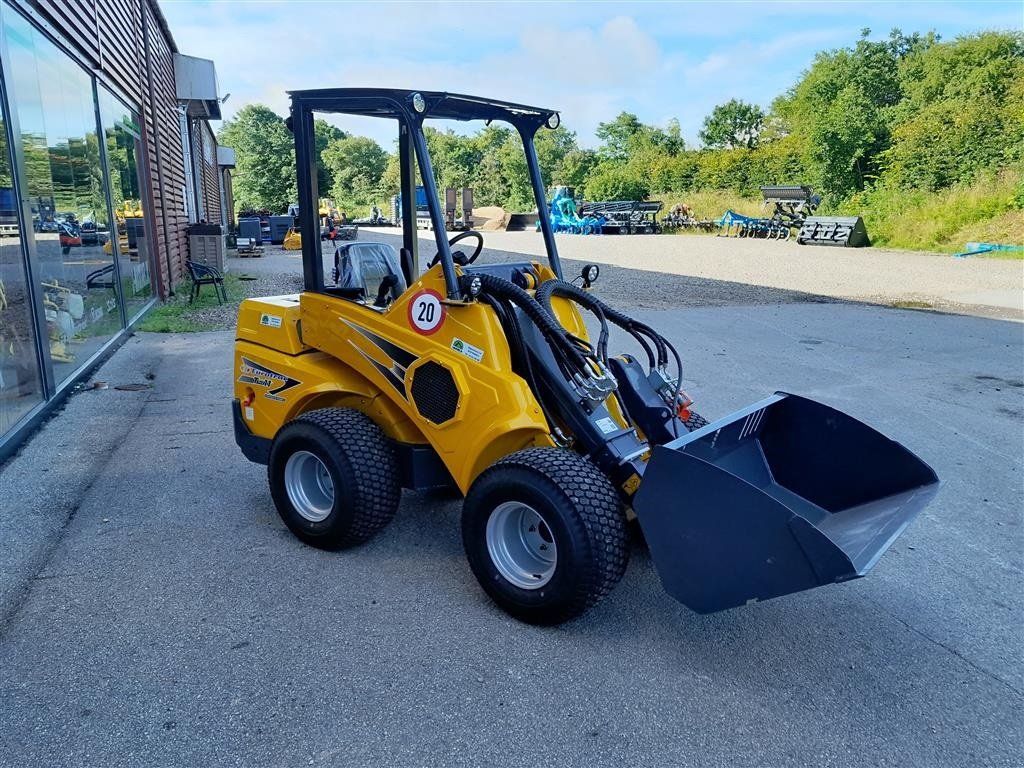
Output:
top-left (104, 200), bottom-right (142, 255)
top-left (282, 227), bottom-right (302, 251)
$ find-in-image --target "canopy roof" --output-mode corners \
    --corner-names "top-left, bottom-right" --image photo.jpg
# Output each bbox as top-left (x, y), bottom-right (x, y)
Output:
top-left (287, 88), bottom-right (557, 125)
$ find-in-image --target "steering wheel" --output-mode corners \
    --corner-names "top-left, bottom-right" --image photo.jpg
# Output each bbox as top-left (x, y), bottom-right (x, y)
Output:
top-left (429, 230), bottom-right (484, 268)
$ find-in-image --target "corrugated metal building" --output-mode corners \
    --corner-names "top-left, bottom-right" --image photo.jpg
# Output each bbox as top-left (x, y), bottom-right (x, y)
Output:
top-left (0, 0), bottom-right (230, 458)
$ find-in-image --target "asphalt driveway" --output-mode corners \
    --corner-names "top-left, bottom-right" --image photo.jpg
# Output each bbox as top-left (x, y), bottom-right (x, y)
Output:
top-left (0, 300), bottom-right (1021, 767)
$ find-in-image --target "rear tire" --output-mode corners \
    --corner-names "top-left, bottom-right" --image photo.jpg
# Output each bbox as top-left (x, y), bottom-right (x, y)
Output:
top-left (268, 407), bottom-right (400, 549)
top-left (461, 448), bottom-right (629, 625)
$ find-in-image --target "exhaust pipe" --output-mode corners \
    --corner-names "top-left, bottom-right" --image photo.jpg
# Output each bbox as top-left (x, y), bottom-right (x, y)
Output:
top-left (632, 393), bottom-right (939, 613)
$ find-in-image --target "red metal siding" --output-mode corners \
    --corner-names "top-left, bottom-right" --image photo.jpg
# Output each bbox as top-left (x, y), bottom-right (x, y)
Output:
top-left (142, 0), bottom-right (187, 293)
top-left (30, 1), bottom-right (100, 64)
top-left (96, 0), bottom-right (142, 99)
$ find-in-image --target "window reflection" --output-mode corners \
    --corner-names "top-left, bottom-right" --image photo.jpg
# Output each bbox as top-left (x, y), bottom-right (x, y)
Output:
top-left (99, 88), bottom-right (152, 320)
top-left (0, 108), bottom-right (44, 432)
top-left (3, 10), bottom-right (122, 385)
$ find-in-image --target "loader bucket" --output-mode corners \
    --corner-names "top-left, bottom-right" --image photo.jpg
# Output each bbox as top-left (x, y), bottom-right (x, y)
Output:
top-left (632, 393), bottom-right (938, 613)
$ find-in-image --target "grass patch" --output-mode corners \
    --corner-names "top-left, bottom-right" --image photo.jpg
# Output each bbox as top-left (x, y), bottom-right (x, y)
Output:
top-left (837, 170), bottom-right (1023, 255)
top-left (137, 274), bottom-right (246, 333)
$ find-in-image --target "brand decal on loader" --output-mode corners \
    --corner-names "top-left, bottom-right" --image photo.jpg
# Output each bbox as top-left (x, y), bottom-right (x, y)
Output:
top-left (260, 313), bottom-right (283, 328)
top-left (408, 289), bottom-right (445, 335)
top-left (238, 357), bottom-right (301, 402)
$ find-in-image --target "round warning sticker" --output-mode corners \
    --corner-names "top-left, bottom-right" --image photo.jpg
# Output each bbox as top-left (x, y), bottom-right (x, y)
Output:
top-left (408, 289), bottom-right (446, 335)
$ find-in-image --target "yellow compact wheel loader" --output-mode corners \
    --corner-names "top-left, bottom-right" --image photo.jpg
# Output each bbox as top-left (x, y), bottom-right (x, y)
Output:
top-left (232, 89), bottom-right (939, 624)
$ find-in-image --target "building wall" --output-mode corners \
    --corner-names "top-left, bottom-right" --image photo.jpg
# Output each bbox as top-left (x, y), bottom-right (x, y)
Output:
top-left (199, 121), bottom-right (220, 225)
top-left (141, 0), bottom-right (188, 292)
top-left (0, 0), bottom-right (223, 459)
top-left (25, 0), bottom-right (209, 295)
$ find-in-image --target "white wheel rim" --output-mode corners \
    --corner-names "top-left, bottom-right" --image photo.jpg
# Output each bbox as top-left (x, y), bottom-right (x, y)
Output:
top-left (284, 450), bottom-right (335, 522)
top-left (485, 501), bottom-right (557, 589)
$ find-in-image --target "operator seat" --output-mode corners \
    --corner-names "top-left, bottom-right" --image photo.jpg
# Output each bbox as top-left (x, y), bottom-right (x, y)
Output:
top-left (329, 242), bottom-right (407, 306)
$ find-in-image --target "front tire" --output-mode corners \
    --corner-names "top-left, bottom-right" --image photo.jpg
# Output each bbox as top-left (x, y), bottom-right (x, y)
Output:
top-left (461, 448), bottom-right (629, 625)
top-left (268, 408), bottom-right (400, 549)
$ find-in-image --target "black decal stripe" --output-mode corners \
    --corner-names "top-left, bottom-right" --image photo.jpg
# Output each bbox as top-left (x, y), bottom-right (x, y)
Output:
top-left (268, 377), bottom-right (301, 397)
top-left (353, 345), bottom-right (407, 398)
top-left (343, 321), bottom-right (417, 369)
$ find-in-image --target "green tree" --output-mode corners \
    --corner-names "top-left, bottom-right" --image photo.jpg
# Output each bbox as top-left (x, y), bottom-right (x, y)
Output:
top-left (881, 31), bottom-right (1024, 190)
top-left (555, 149), bottom-right (599, 190)
top-left (425, 127), bottom-right (481, 191)
top-left (595, 112), bottom-right (645, 162)
top-left (472, 125), bottom-right (514, 206)
top-left (379, 148), bottom-right (403, 200)
top-left (584, 165), bottom-right (650, 201)
top-left (314, 119), bottom-right (347, 193)
top-left (771, 28), bottom-right (938, 197)
top-left (649, 118), bottom-right (685, 156)
top-left (321, 135), bottom-right (389, 204)
top-left (497, 134), bottom-right (535, 211)
top-left (217, 105), bottom-right (296, 212)
top-left (699, 99), bottom-right (766, 149)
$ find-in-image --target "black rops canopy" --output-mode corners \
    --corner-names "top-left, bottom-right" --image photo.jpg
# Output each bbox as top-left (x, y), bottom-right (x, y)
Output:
top-left (286, 88), bottom-right (558, 128)
top-left (288, 88), bottom-right (564, 298)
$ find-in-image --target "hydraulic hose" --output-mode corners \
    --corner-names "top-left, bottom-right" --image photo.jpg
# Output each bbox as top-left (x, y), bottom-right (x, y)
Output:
top-left (536, 278), bottom-right (688, 437)
top-left (479, 293), bottom-right (561, 438)
top-left (475, 273), bottom-right (595, 379)
top-left (535, 279), bottom-right (667, 368)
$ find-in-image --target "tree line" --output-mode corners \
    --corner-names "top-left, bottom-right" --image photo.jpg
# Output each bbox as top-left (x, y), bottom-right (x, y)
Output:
top-left (218, 28), bottom-right (1023, 218)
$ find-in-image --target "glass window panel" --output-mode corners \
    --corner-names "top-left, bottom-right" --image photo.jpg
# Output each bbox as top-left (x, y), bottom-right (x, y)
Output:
top-left (0, 103), bottom-right (44, 435)
top-left (3, 9), bottom-right (122, 385)
top-left (99, 88), bottom-right (151, 320)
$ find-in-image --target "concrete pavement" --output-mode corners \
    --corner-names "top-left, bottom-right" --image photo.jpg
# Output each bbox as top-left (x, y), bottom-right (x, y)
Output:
top-left (0, 301), bottom-right (1021, 767)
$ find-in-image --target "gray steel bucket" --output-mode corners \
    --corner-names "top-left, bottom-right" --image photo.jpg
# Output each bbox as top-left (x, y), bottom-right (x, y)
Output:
top-left (632, 393), bottom-right (939, 613)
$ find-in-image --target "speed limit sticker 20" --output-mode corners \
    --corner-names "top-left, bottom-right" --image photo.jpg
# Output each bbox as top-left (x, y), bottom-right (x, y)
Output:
top-left (408, 289), bottom-right (446, 335)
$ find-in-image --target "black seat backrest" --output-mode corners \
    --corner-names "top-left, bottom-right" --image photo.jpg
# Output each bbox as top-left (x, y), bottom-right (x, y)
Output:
top-left (330, 242), bottom-right (407, 304)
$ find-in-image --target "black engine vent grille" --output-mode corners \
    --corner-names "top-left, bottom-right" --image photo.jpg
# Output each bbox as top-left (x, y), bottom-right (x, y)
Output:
top-left (410, 361), bottom-right (459, 424)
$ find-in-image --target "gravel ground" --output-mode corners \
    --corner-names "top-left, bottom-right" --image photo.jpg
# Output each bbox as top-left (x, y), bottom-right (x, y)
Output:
top-left (166, 269), bottom-right (303, 329)
top-left (466, 229), bottom-right (1024, 318)
top-left (221, 229), bottom-right (1022, 319)
top-left (222, 235), bottom-right (835, 314)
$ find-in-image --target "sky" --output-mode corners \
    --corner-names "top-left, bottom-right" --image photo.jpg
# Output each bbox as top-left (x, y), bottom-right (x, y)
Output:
top-left (160, 0), bottom-right (1023, 149)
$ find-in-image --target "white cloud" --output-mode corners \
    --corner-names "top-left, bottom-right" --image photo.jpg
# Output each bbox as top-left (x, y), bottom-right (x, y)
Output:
top-left (160, 0), bottom-right (1015, 150)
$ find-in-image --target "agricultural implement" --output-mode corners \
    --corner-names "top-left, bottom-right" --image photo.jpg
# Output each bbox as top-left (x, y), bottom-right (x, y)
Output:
top-left (232, 89), bottom-right (938, 624)
top-left (546, 187), bottom-right (606, 234)
top-left (579, 200), bottom-right (663, 234)
top-left (662, 203), bottom-right (716, 232)
top-left (718, 185), bottom-right (820, 240)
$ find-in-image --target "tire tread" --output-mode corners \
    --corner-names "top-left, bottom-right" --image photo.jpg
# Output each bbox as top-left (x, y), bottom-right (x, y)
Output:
top-left (270, 407), bottom-right (400, 547)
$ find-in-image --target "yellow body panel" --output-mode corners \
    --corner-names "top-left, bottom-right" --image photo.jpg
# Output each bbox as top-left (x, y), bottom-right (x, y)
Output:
top-left (234, 263), bottom-right (566, 493)
top-left (236, 295), bottom-right (308, 355)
